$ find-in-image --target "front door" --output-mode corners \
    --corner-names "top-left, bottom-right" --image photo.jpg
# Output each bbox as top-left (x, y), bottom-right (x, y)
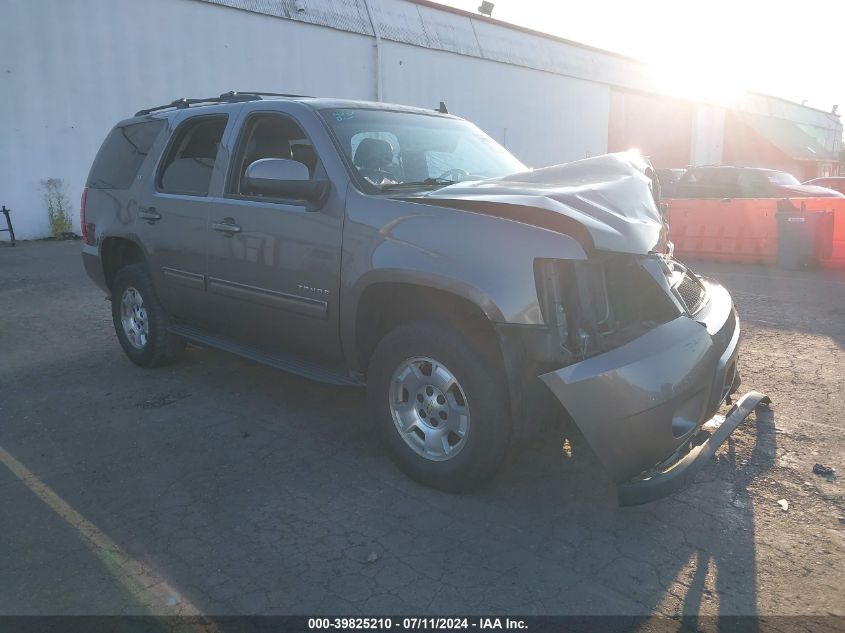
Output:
top-left (203, 109), bottom-right (345, 361)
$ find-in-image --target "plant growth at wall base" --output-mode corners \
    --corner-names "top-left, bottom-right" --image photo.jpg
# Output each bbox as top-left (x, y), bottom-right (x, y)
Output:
top-left (41, 178), bottom-right (74, 238)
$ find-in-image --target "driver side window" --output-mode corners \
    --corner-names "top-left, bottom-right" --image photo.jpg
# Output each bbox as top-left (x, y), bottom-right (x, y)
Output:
top-left (228, 114), bottom-right (321, 199)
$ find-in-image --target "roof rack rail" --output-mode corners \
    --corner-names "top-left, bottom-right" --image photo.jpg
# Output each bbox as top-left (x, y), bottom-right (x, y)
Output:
top-left (134, 91), bottom-right (312, 117)
top-left (229, 91), bottom-right (314, 98)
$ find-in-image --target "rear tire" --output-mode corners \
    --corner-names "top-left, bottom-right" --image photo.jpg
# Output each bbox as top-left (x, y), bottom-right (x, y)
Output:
top-left (111, 263), bottom-right (185, 367)
top-left (367, 321), bottom-right (511, 491)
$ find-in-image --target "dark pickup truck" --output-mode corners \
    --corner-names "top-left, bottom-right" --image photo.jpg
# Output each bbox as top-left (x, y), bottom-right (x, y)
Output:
top-left (81, 92), bottom-right (767, 504)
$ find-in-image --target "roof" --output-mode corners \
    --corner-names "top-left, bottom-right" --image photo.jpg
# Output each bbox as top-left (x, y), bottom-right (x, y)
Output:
top-left (295, 97), bottom-right (456, 115)
top-left (745, 91), bottom-right (841, 120)
top-left (407, 0), bottom-right (641, 63)
top-left (195, 0), bottom-right (653, 93)
top-left (131, 92), bottom-right (455, 119)
top-left (738, 112), bottom-right (837, 161)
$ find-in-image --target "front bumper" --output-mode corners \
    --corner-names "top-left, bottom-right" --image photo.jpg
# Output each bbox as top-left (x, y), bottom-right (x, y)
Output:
top-left (540, 278), bottom-right (765, 504)
top-left (616, 390), bottom-right (770, 505)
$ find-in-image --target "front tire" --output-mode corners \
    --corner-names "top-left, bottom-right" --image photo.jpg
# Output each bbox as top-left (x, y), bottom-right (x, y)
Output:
top-left (367, 321), bottom-right (511, 491)
top-left (111, 263), bottom-right (185, 367)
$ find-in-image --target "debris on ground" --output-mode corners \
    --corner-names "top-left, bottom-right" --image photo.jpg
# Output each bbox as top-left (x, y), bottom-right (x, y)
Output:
top-left (366, 551), bottom-right (380, 564)
top-left (703, 414), bottom-right (726, 431)
top-left (137, 391), bottom-right (189, 409)
top-left (812, 463), bottom-right (835, 478)
top-left (777, 499), bottom-right (789, 512)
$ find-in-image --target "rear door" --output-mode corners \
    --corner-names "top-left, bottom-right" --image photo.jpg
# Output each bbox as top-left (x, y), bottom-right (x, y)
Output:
top-left (201, 104), bottom-right (346, 361)
top-left (135, 107), bottom-right (241, 324)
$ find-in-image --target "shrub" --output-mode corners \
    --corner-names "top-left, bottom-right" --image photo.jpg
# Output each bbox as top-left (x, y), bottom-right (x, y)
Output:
top-left (41, 177), bottom-right (74, 238)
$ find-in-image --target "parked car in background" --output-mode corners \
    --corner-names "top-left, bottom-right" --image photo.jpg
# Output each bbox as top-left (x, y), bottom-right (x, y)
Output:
top-left (804, 176), bottom-right (845, 195)
top-left (655, 167), bottom-right (687, 196)
top-left (669, 166), bottom-right (845, 199)
top-left (81, 92), bottom-right (757, 504)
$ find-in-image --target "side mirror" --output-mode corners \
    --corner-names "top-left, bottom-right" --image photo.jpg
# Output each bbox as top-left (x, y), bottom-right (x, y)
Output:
top-left (244, 158), bottom-right (327, 203)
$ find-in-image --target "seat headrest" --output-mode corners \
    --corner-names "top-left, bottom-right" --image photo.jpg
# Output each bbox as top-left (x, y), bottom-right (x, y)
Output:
top-left (353, 138), bottom-right (393, 169)
top-left (182, 135), bottom-right (218, 160)
top-left (247, 128), bottom-right (291, 162)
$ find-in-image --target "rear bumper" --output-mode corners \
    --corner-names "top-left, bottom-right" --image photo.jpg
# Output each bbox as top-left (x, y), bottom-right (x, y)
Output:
top-left (540, 278), bottom-right (761, 502)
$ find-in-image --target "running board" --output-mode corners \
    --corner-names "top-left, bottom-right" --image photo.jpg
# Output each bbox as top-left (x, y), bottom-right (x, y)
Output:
top-left (168, 324), bottom-right (364, 387)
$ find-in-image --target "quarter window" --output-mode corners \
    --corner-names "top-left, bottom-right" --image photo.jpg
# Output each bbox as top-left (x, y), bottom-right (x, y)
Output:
top-left (157, 116), bottom-right (228, 196)
top-left (87, 119), bottom-right (165, 190)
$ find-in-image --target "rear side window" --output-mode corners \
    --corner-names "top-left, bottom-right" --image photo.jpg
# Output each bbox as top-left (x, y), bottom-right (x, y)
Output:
top-left (157, 116), bottom-right (228, 196)
top-left (87, 120), bottom-right (165, 189)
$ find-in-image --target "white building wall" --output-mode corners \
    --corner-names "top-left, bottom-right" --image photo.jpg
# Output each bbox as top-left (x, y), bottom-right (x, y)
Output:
top-left (380, 42), bottom-right (610, 166)
top-left (0, 0), bottom-right (375, 238)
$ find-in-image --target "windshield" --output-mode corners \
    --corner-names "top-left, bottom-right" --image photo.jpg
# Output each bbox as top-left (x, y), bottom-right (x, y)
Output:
top-left (320, 108), bottom-right (526, 191)
top-left (766, 171), bottom-right (800, 185)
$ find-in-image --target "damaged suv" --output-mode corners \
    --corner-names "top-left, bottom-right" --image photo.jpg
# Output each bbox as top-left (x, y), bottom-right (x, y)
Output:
top-left (81, 92), bottom-right (766, 504)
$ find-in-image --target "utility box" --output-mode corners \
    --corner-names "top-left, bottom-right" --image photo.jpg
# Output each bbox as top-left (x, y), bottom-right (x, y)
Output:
top-left (776, 201), bottom-right (834, 270)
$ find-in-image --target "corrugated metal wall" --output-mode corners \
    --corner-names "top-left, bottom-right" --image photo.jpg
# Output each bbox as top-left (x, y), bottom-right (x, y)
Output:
top-left (202, 0), bottom-right (654, 90)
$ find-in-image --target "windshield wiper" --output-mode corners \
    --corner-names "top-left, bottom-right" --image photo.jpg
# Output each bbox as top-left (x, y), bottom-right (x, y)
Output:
top-left (380, 178), bottom-right (457, 190)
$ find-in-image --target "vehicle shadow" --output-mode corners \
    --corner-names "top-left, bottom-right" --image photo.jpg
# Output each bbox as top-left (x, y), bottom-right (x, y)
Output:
top-left (481, 397), bottom-right (777, 622)
top-left (0, 340), bottom-right (778, 619)
top-left (678, 403), bottom-right (776, 629)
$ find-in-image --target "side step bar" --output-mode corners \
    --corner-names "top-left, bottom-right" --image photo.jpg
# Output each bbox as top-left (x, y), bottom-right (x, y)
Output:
top-left (617, 391), bottom-right (771, 506)
top-left (168, 324), bottom-right (365, 387)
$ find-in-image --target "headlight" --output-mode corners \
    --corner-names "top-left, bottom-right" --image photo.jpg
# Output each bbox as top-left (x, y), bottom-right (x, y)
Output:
top-left (534, 255), bottom-right (680, 365)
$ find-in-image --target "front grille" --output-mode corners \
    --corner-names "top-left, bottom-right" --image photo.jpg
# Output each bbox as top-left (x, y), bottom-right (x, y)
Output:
top-left (677, 271), bottom-right (705, 314)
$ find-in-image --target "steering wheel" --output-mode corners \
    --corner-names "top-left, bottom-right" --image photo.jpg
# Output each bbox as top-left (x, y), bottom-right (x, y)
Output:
top-left (437, 168), bottom-right (469, 182)
top-left (359, 168), bottom-right (395, 185)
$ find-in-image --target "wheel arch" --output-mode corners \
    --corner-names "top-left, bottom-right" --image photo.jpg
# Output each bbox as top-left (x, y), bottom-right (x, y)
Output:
top-left (349, 274), bottom-right (506, 376)
top-left (100, 236), bottom-right (147, 292)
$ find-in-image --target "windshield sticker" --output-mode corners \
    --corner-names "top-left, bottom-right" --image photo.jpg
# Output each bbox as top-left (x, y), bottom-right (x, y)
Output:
top-left (333, 110), bottom-right (355, 123)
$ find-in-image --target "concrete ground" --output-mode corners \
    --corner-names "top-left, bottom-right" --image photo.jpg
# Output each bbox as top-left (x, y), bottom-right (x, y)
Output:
top-left (0, 240), bottom-right (843, 621)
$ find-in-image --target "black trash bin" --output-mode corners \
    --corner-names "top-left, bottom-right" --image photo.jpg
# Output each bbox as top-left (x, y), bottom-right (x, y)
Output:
top-left (776, 201), bottom-right (834, 270)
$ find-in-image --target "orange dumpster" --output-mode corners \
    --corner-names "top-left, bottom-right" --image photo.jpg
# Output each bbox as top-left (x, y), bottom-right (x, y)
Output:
top-left (665, 199), bottom-right (778, 264)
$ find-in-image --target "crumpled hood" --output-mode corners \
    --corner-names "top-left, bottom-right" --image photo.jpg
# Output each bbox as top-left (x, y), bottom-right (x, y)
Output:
top-left (404, 153), bottom-right (666, 255)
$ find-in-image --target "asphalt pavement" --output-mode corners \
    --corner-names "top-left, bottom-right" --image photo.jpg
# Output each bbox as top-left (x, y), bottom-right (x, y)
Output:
top-left (0, 240), bottom-right (842, 622)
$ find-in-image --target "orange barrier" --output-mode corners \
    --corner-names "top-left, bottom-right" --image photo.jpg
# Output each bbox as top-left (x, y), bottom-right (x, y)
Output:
top-left (665, 199), bottom-right (778, 264)
top-left (783, 198), bottom-right (845, 269)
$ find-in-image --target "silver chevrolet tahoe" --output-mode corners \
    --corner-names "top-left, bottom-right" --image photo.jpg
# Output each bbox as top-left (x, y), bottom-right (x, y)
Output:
top-left (81, 92), bottom-right (767, 504)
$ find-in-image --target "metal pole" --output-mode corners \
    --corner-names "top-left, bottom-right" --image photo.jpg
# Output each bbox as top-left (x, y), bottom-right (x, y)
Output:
top-left (362, 0), bottom-right (383, 102)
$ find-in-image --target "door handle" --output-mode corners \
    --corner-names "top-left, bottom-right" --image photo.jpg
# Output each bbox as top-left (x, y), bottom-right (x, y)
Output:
top-left (212, 219), bottom-right (242, 236)
top-left (139, 207), bottom-right (162, 223)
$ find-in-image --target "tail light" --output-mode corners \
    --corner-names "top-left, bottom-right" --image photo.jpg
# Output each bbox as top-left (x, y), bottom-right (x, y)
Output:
top-left (80, 187), bottom-right (90, 244)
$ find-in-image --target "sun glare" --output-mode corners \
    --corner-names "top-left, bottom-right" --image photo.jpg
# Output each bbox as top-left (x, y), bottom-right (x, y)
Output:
top-left (648, 55), bottom-right (744, 105)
